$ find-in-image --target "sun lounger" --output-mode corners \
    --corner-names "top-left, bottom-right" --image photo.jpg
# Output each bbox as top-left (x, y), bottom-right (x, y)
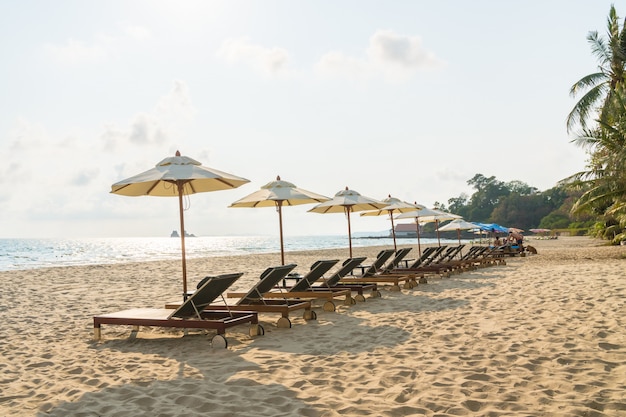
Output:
top-left (316, 257), bottom-right (380, 302)
top-left (354, 249), bottom-right (395, 277)
top-left (93, 273), bottom-right (263, 348)
top-left (167, 265), bottom-right (315, 328)
top-left (228, 260), bottom-right (352, 312)
top-left (384, 246), bottom-right (454, 279)
top-left (380, 247), bottom-right (413, 273)
top-left (339, 250), bottom-right (419, 291)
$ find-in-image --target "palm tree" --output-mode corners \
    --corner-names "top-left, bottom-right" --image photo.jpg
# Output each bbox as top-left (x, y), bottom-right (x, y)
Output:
top-left (566, 86), bottom-right (626, 239)
top-left (567, 5), bottom-right (626, 133)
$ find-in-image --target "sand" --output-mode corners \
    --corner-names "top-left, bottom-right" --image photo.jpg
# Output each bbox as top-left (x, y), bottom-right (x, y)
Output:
top-left (1, 236), bottom-right (625, 416)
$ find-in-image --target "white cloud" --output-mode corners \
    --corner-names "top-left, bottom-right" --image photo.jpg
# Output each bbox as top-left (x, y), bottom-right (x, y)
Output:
top-left (43, 24), bottom-right (151, 66)
top-left (100, 80), bottom-right (196, 151)
top-left (129, 112), bottom-right (168, 145)
top-left (316, 29), bottom-right (443, 82)
top-left (217, 37), bottom-right (291, 76)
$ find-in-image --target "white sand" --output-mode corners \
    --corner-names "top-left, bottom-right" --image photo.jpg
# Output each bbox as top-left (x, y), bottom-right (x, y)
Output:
top-left (1, 236), bottom-right (625, 416)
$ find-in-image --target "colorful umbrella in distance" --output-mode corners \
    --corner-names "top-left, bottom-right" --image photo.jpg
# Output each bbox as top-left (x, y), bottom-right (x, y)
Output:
top-left (229, 175), bottom-right (330, 265)
top-left (111, 150), bottom-right (250, 299)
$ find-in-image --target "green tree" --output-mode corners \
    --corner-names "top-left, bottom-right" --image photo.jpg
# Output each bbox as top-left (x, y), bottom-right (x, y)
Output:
top-left (465, 174), bottom-right (510, 222)
top-left (566, 87), bottom-right (626, 237)
top-left (567, 4), bottom-right (626, 133)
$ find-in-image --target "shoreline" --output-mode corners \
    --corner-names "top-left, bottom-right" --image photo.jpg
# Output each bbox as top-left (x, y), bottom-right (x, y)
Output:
top-left (1, 236), bottom-right (625, 416)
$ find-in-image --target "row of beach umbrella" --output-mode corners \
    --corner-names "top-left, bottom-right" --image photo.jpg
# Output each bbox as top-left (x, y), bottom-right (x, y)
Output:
top-left (110, 150), bottom-right (499, 300)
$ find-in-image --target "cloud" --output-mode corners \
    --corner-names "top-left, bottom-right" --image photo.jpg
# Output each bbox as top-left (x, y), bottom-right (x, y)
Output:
top-left (100, 80), bottom-right (196, 151)
top-left (316, 29), bottom-right (443, 82)
top-left (217, 37), bottom-right (291, 76)
top-left (43, 24), bottom-right (151, 66)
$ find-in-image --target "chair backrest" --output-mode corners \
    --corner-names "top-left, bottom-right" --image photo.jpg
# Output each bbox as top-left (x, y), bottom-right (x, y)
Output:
top-left (382, 247), bottom-right (412, 272)
top-left (405, 246), bottom-right (437, 269)
top-left (290, 259), bottom-right (339, 292)
top-left (460, 246), bottom-right (481, 260)
top-left (239, 264), bottom-right (297, 304)
top-left (362, 249), bottom-right (395, 277)
top-left (171, 273), bottom-right (244, 319)
top-left (441, 245), bottom-right (464, 262)
top-left (323, 257), bottom-right (367, 287)
top-left (424, 246), bottom-right (447, 265)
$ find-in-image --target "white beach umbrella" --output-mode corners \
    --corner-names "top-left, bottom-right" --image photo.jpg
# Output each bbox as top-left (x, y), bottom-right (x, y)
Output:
top-left (396, 207), bottom-right (461, 251)
top-left (111, 150), bottom-right (250, 299)
top-left (437, 218), bottom-right (479, 245)
top-left (229, 175), bottom-right (330, 265)
top-left (360, 196), bottom-right (423, 251)
top-left (308, 187), bottom-right (387, 257)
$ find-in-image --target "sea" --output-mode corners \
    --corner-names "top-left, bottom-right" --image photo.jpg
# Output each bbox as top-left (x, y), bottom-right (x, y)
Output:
top-left (0, 235), bottom-right (460, 272)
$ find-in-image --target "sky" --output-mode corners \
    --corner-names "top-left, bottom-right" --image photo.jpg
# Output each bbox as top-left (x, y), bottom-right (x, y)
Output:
top-left (0, 0), bottom-right (617, 238)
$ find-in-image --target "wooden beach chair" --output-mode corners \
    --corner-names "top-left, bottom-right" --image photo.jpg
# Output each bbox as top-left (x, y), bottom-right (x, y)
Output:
top-left (339, 250), bottom-right (419, 291)
top-left (168, 264), bottom-right (315, 328)
top-left (315, 257), bottom-right (381, 302)
top-left (380, 247), bottom-right (413, 273)
top-left (228, 260), bottom-right (352, 312)
top-left (93, 273), bottom-right (263, 348)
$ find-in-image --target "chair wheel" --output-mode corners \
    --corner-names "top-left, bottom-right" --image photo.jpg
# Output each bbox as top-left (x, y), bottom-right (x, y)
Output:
top-left (211, 334), bottom-right (228, 349)
top-left (277, 317), bottom-right (292, 328)
top-left (249, 324), bottom-right (265, 336)
top-left (323, 301), bottom-right (336, 312)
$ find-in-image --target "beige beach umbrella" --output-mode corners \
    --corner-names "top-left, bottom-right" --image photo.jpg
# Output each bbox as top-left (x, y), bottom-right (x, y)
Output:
top-left (395, 206), bottom-right (459, 253)
top-left (437, 218), bottom-right (479, 245)
top-left (412, 209), bottom-right (462, 247)
top-left (111, 150), bottom-right (250, 299)
top-left (308, 186), bottom-right (387, 257)
top-left (360, 196), bottom-right (423, 251)
top-left (229, 175), bottom-right (330, 265)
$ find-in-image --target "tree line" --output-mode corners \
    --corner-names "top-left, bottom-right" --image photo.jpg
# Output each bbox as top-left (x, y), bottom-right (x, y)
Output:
top-left (438, 5), bottom-right (626, 245)
top-left (432, 173), bottom-right (593, 236)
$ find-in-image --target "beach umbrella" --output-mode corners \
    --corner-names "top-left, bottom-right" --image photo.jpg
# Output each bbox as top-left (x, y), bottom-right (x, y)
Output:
top-left (228, 175), bottom-right (330, 265)
top-left (308, 187), bottom-right (387, 257)
top-left (437, 218), bottom-right (479, 245)
top-left (360, 196), bottom-right (423, 251)
top-left (397, 208), bottom-right (461, 248)
top-left (394, 205), bottom-right (443, 256)
top-left (111, 150), bottom-right (250, 299)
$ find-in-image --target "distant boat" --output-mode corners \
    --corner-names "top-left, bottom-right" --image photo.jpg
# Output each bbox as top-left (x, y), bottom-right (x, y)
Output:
top-left (170, 230), bottom-right (195, 237)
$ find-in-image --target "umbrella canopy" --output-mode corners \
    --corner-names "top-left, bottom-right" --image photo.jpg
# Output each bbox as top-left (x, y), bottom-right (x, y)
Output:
top-left (437, 218), bottom-right (479, 245)
top-left (229, 175), bottom-right (330, 265)
top-left (397, 207), bottom-right (461, 248)
top-left (360, 196), bottom-right (423, 251)
top-left (111, 150), bottom-right (250, 299)
top-left (474, 222), bottom-right (509, 234)
top-left (308, 186), bottom-right (387, 257)
top-left (394, 205), bottom-right (443, 256)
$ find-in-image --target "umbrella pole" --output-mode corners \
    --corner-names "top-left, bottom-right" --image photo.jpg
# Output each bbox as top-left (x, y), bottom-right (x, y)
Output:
top-left (415, 218), bottom-right (422, 257)
top-left (277, 201), bottom-right (285, 265)
top-left (177, 183), bottom-right (188, 300)
top-left (390, 211), bottom-right (397, 251)
top-left (346, 207), bottom-right (353, 258)
top-left (436, 220), bottom-right (441, 247)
